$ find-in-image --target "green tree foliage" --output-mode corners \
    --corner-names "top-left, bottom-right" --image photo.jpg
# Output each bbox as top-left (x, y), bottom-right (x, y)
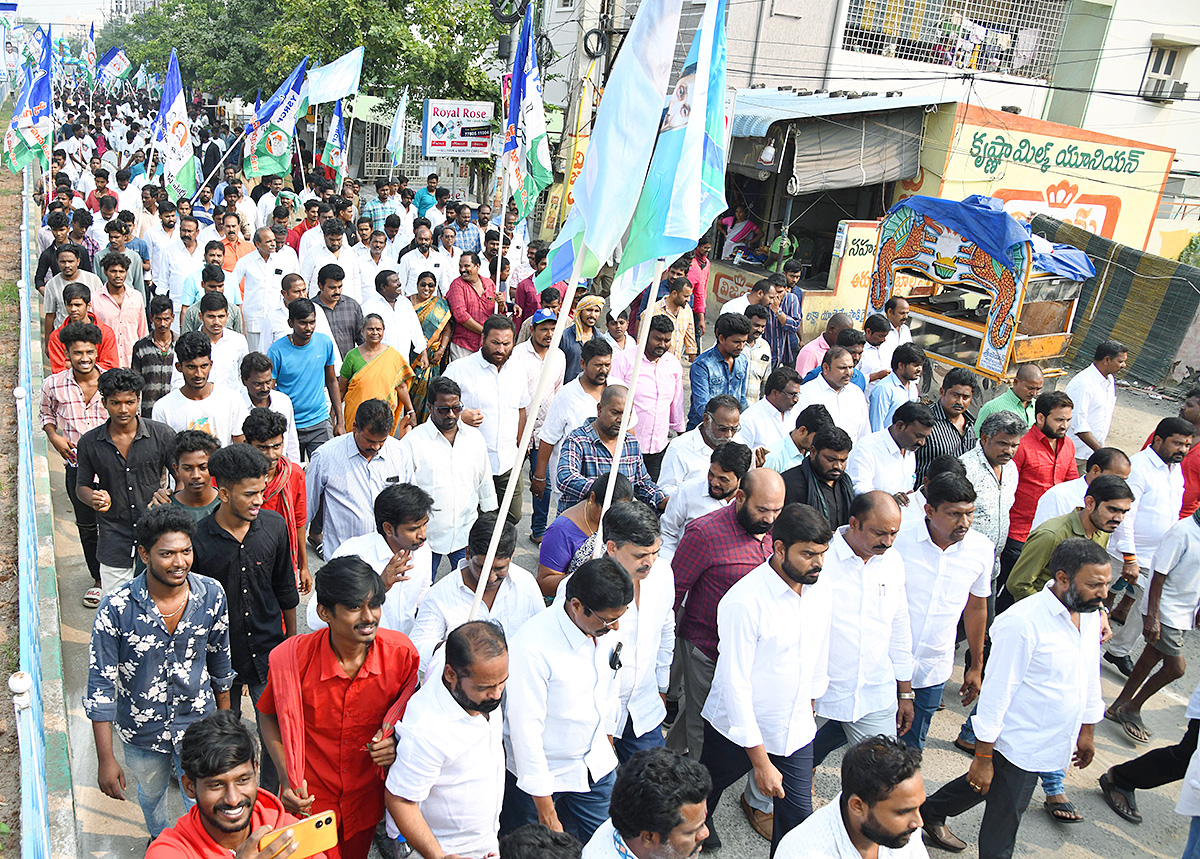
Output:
top-left (1180, 233), bottom-right (1200, 269)
top-left (96, 0), bottom-right (281, 100)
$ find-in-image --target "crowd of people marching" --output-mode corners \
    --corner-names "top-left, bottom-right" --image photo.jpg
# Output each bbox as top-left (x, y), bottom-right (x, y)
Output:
top-left (32, 92), bottom-right (1200, 859)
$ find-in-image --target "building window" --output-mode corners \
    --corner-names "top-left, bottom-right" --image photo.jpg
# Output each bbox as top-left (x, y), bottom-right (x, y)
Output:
top-left (1142, 44), bottom-right (1190, 102)
top-left (841, 0), bottom-right (1068, 81)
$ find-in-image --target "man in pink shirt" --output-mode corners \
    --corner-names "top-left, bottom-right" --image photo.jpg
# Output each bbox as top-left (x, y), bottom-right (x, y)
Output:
top-left (92, 251), bottom-right (148, 368)
top-left (611, 314), bottom-right (685, 481)
top-left (687, 238), bottom-right (713, 338)
top-left (795, 313), bottom-right (853, 377)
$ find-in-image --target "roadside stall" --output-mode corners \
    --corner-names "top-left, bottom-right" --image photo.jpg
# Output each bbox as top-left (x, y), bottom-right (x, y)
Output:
top-left (865, 195), bottom-right (1093, 391)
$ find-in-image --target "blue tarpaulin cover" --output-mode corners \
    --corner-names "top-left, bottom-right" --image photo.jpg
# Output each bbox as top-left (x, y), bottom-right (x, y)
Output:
top-left (886, 194), bottom-right (1030, 272)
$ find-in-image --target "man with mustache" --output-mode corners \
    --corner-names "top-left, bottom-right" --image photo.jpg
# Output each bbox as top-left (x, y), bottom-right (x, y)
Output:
top-left (386, 622), bottom-right (509, 859)
top-left (660, 442), bottom-right (753, 559)
top-left (892, 474), bottom-right (993, 752)
top-left (811, 492), bottom-right (914, 769)
top-left (582, 748), bottom-right (712, 859)
top-left (775, 736), bottom-right (928, 859)
top-left (781, 426), bottom-right (855, 529)
top-left (913, 367), bottom-right (978, 485)
top-left (698, 503), bottom-right (833, 852)
top-left (147, 710), bottom-right (317, 859)
top-left (920, 538), bottom-right (1109, 857)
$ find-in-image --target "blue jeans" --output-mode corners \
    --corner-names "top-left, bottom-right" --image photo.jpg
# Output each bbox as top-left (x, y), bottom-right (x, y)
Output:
top-left (812, 706), bottom-right (898, 767)
top-left (959, 711), bottom-right (1064, 796)
top-left (499, 768), bottom-right (615, 843)
top-left (527, 450), bottom-right (550, 538)
top-left (430, 548), bottom-right (468, 583)
top-left (122, 741), bottom-right (195, 838)
top-left (614, 718), bottom-right (665, 764)
top-left (1186, 817), bottom-right (1200, 859)
top-left (902, 683), bottom-right (946, 751)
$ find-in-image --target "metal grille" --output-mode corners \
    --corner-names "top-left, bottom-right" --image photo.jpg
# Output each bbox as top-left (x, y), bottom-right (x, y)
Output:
top-left (360, 117), bottom-right (489, 200)
top-left (841, 0), bottom-right (1068, 81)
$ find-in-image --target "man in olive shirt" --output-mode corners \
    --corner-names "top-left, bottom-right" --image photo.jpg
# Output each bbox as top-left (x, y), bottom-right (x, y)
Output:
top-left (1004, 474), bottom-right (1133, 605)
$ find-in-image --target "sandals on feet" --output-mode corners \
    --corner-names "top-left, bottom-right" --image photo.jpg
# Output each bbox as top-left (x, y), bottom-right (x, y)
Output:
top-left (83, 586), bottom-right (102, 609)
top-left (1106, 704), bottom-right (1151, 743)
top-left (1099, 772), bottom-right (1142, 824)
top-left (1044, 799), bottom-right (1084, 823)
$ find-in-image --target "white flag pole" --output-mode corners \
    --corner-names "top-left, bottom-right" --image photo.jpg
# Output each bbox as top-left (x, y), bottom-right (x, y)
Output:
top-left (468, 248), bottom-right (587, 621)
top-left (342, 93), bottom-right (356, 189)
top-left (592, 259), bottom-right (664, 557)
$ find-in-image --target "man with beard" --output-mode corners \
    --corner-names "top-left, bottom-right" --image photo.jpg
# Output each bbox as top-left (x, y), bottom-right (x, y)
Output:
top-left (258, 557), bottom-right (420, 859)
top-left (796, 346), bottom-right (868, 443)
top-left (699, 503), bottom-right (833, 852)
top-left (920, 539), bottom-right (1108, 857)
top-left (658, 395), bottom-right (743, 496)
top-left (306, 482), bottom-right (433, 637)
top-left (847, 402), bottom-right (935, 525)
top-left (501, 558), bottom-right (635, 842)
top-left (811, 492), bottom-right (914, 767)
top-left (892, 474), bottom-right (993, 751)
top-left (669, 470), bottom-right (786, 761)
top-left (398, 225), bottom-right (448, 295)
top-left (582, 749), bottom-right (711, 859)
top-left (85, 507), bottom-right (235, 838)
top-left (556, 385), bottom-right (668, 514)
top-left (661, 442), bottom-right (753, 559)
top-left (1104, 416), bottom-right (1194, 676)
top-left (610, 315), bottom-right (685, 481)
top-left (192, 444), bottom-right (298, 796)
top-left (444, 315), bottom-right (531, 525)
top-left (913, 368), bottom-right (978, 485)
top-left (781, 426), bottom-right (855, 528)
top-left (386, 622), bottom-right (509, 859)
top-left (776, 736), bottom-right (928, 859)
top-left (408, 513), bottom-right (542, 678)
top-left (147, 710), bottom-right (317, 859)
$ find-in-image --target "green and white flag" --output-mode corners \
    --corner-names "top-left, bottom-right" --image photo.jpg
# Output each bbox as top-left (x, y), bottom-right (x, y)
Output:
top-left (244, 57), bottom-right (308, 178)
top-left (153, 49), bottom-right (196, 199)
top-left (83, 23), bottom-right (96, 88)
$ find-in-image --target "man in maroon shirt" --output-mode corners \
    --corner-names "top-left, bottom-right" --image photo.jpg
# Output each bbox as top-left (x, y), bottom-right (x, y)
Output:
top-left (669, 468), bottom-right (786, 761)
top-left (1002, 390), bottom-right (1078, 593)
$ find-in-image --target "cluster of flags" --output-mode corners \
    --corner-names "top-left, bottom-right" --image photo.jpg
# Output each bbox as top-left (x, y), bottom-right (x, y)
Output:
top-left (2, 21), bottom-right (51, 173)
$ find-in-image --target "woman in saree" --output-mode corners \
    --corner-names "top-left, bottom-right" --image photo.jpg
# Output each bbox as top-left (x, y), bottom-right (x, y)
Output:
top-left (409, 270), bottom-right (452, 423)
top-left (718, 203), bottom-right (760, 259)
top-left (338, 313), bottom-right (416, 436)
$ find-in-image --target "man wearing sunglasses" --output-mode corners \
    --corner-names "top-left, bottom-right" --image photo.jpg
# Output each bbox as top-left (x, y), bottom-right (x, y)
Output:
top-left (502, 557), bottom-right (634, 843)
top-left (398, 375), bottom-right (499, 579)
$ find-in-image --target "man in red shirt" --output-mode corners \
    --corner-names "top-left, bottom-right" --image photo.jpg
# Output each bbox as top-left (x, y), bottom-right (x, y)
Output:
top-left (85, 168), bottom-right (119, 213)
top-left (147, 710), bottom-right (323, 859)
top-left (243, 406), bottom-right (311, 593)
top-left (258, 556), bottom-right (419, 859)
top-left (48, 282), bottom-right (119, 374)
top-left (1002, 390), bottom-right (1078, 590)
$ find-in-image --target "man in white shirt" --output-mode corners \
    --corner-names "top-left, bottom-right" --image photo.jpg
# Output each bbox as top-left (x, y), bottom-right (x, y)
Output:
top-left (658, 395), bottom-right (744, 496)
top-left (151, 331), bottom-right (249, 446)
top-left (386, 621), bottom-right (508, 859)
top-left (361, 269), bottom-right (428, 367)
top-left (1064, 339), bottom-right (1127, 471)
top-left (737, 366), bottom-right (802, 455)
top-left (797, 347), bottom-right (869, 443)
top-left (501, 557), bottom-right (634, 842)
top-left (846, 402), bottom-right (935, 525)
top-left (892, 473), bottom-right (992, 750)
top-left (534, 339), bottom-right (610, 506)
top-left (231, 228), bottom-right (297, 352)
top-left (919, 538), bottom-right (1108, 858)
top-left (879, 296), bottom-right (913, 369)
top-left (358, 230), bottom-right (398, 300)
top-left (397, 226), bottom-right (448, 296)
top-left (444, 317), bottom-right (531, 526)
top-left (164, 216), bottom-right (206, 325)
top-left (197, 292), bottom-right (248, 392)
top-left (859, 314), bottom-right (894, 395)
top-left (1105, 416), bottom-right (1194, 672)
top-left (660, 443), bottom-right (751, 559)
top-left (1032, 447), bottom-right (1131, 530)
top-left (581, 749), bottom-right (712, 859)
top-left (146, 201), bottom-right (179, 288)
top-left (255, 174), bottom-right (284, 226)
top-left (744, 306), bottom-right (773, 406)
top-left (407, 513), bottom-right (541, 678)
top-left (304, 482), bottom-right (432, 636)
top-left (811, 492), bottom-right (914, 766)
top-left (698, 503), bottom-right (833, 851)
top-left (775, 736), bottom-right (929, 859)
top-left (239, 352), bottom-right (300, 463)
top-left (399, 376), bottom-right (499, 577)
top-left (302, 219), bottom-right (363, 303)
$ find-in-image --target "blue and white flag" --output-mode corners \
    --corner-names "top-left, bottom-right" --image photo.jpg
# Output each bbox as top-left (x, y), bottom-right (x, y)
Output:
top-left (96, 46), bottom-right (131, 89)
top-left (385, 85), bottom-right (409, 168)
top-left (244, 57), bottom-right (308, 178)
top-left (306, 46), bottom-right (363, 105)
top-left (321, 99), bottom-right (346, 189)
top-left (154, 49), bottom-right (197, 199)
top-left (502, 6), bottom-right (552, 220)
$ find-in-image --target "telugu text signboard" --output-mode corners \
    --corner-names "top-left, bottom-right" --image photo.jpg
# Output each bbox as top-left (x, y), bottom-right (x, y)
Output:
top-left (421, 99), bottom-right (494, 159)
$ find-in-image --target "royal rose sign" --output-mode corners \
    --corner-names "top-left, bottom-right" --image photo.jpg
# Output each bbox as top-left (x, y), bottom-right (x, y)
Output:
top-left (421, 99), bottom-right (495, 159)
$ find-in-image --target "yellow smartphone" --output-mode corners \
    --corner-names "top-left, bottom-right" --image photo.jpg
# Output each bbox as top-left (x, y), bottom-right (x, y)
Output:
top-left (257, 810), bottom-right (338, 859)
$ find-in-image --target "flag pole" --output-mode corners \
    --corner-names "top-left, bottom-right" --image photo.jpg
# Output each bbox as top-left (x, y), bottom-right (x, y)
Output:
top-left (468, 247), bottom-right (588, 621)
top-left (311, 103), bottom-right (319, 170)
top-left (343, 93), bottom-right (356, 189)
top-left (592, 258), bottom-right (664, 556)
top-left (495, 162), bottom-right (510, 290)
top-left (192, 127), bottom-right (248, 201)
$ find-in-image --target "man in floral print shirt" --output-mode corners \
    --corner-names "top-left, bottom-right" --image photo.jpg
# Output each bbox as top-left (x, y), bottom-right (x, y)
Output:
top-left (84, 506), bottom-right (236, 839)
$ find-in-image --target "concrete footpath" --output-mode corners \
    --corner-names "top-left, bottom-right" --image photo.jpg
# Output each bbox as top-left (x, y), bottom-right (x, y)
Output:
top-left (54, 384), bottom-right (1194, 859)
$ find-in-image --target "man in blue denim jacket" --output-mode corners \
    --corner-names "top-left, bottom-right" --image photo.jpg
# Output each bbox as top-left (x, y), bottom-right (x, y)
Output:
top-left (688, 312), bottom-right (751, 430)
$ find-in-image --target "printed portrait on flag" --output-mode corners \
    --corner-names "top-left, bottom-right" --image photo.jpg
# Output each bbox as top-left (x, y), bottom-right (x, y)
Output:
top-left (4, 40), bottom-right (16, 72)
top-left (661, 62), bottom-right (696, 133)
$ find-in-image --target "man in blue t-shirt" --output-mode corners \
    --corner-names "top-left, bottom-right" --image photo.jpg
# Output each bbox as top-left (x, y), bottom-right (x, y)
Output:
top-left (267, 297), bottom-right (344, 461)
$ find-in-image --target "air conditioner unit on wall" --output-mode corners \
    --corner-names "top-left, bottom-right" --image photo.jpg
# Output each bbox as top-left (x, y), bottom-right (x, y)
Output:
top-left (1142, 74), bottom-right (1188, 102)
top-left (1171, 80), bottom-right (1189, 99)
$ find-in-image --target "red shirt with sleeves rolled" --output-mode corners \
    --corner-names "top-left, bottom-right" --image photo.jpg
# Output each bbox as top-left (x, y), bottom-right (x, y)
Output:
top-left (446, 275), bottom-right (497, 352)
top-left (257, 627), bottom-right (419, 843)
top-left (48, 312), bottom-right (119, 374)
top-left (1008, 426), bottom-right (1078, 542)
top-left (671, 502), bottom-right (772, 661)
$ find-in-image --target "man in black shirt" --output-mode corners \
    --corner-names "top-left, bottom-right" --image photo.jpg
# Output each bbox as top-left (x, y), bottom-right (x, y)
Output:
top-left (780, 426), bottom-right (855, 528)
top-left (191, 443), bottom-right (297, 794)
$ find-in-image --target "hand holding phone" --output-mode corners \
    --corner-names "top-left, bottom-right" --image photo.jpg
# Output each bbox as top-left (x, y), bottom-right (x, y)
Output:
top-left (255, 811), bottom-right (337, 859)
